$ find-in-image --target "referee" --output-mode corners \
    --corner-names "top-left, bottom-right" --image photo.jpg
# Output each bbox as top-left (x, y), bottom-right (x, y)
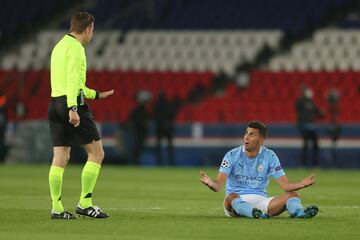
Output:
top-left (48, 11), bottom-right (114, 219)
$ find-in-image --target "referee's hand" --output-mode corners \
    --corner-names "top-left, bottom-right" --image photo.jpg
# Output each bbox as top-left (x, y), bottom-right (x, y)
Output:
top-left (99, 90), bottom-right (114, 98)
top-left (69, 110), bottom-right (80, 127)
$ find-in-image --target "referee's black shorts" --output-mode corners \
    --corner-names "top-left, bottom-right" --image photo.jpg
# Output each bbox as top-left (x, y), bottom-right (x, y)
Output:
top-left (48, 96), bottom-right (100, 146)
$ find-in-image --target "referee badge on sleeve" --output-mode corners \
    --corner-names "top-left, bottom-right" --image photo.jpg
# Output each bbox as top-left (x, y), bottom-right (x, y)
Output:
top-left (221, 160), bottom-right (229, 168)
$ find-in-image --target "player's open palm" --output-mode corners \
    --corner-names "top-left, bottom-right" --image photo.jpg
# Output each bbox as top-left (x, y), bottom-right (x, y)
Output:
top-left (302, 174), bottom-right (316, 188)
top-left (200, 171), bottom-right (212, 187)
top-left (99, 90), bottom-right (115, 99)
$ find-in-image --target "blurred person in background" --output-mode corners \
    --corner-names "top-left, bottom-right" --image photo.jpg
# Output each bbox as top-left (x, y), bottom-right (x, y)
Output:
top-left (212, 70), bottom-right (230, 96)
top-left (48, 11), bottom-right (114, 219)
top-left (295, 86), bottom-right (323, 167)
top-left (327, 89), bottom-right (341, 163)
top-left (153, 92), bottom-right (178, 166)
top-left (128, 90), bottom-right (151, 165)
top-left (0, 92), bottom-right (8, 162)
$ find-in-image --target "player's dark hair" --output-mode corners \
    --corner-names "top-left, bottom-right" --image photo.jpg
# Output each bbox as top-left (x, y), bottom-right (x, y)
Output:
top-left (70, 11), bottom-right (94, 34)
top-left (248, 120), bottom-right (267, 138)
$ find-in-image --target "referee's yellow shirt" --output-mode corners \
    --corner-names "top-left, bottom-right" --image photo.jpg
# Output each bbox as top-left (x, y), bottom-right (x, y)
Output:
top-left (50, 34), bottom-right (96, 108)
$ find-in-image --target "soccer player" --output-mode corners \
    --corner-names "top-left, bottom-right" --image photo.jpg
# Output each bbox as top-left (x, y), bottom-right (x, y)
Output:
top-left (48, 11), bottom-right (114, 219)
top-left (200, 121), bottom-right (318, 219)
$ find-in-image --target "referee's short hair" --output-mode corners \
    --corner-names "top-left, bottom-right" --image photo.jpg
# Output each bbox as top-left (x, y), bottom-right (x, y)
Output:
top-left (70, 11), bottom-right (95, 34)
top-left (248, 120), bottom-right (267, 138)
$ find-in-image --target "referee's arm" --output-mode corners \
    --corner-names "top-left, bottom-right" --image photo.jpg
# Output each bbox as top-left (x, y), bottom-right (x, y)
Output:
top-left (66, 45), bottom-right (82, 108)
top-left (82, 86), bottom-right (97, 100)
top-left (66, 45), bottom-right (82, 127)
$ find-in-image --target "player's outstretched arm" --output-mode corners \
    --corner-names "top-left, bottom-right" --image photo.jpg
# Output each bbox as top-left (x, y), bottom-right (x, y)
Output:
top-left (99, 90), bottom-right (114, 98)
top-left (276, 174), bottom-right (316, 192)
top-left (200, 171), bottom-right (227, 192)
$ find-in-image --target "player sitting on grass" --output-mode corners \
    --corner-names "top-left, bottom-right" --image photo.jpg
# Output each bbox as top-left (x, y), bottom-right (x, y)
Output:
top-left (200, 120), bottom-right (318, 219)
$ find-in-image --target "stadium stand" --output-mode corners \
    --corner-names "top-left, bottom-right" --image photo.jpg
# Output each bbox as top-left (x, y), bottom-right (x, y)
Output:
top-left (0, 30), bottom-right (282, 72)
top-left (0, 0), bottom-right (84, 54)
top-left (175, 71), bottom-right (360, 123)
top-left (1, 0), bottom-right (357, 124)
top-left (269, 29), bottom-right (360, 71)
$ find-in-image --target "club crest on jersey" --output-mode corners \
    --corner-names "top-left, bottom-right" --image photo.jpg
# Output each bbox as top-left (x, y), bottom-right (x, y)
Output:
top-left (257, 164), bottom-right (264, 172)
top-left (221, 160), bottom-right (229, 168)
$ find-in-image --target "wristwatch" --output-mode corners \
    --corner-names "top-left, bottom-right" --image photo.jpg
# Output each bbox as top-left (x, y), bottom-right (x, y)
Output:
top-left (69, 105), bottom-right (78, 112)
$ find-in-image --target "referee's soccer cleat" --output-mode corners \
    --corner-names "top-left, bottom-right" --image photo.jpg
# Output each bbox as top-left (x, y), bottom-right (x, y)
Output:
top-left (76, 203), bottom-right (109, 218)
top-left (290, 206), bottom-right (318, 218)
top-left (51, 210), bottom-right (76, 219)
top-left (252, 208), bottom-right (269, 219)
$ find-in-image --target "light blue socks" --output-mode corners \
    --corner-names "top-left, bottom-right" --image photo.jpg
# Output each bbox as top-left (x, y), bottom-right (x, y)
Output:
top-left (286, 197), bottom-right (304, 216)
top-left (231, 198), bottom-right (254, 217)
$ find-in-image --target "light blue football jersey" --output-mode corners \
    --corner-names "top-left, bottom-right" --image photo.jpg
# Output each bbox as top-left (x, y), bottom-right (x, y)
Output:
top-left (219, 145), bottom-right (285, 197)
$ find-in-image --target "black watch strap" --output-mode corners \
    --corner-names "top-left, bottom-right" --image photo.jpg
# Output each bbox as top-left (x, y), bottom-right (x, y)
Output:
top-left (95, 91), bottom-right (100, 99)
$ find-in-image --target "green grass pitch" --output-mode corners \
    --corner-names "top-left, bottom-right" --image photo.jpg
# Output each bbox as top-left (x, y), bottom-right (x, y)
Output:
top-left (0, 165), bottom-right (359, 240)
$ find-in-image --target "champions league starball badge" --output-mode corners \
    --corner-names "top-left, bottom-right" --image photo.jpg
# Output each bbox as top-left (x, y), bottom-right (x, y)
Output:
top-left (221, 160), bottom-right (229, 168)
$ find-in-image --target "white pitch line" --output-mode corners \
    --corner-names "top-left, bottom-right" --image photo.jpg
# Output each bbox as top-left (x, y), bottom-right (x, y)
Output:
top-left (106, 206), bottom-right (360, 211)
top-left (13, 206), bottom-right (360, 211)
top-left (320, 206), bottom-right (360, 209)
top-left (108, 207), bottom-right (164, 210)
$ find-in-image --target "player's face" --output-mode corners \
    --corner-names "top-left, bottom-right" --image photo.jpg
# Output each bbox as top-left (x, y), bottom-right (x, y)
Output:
top-left (243, 127), bottom-right (264, 152)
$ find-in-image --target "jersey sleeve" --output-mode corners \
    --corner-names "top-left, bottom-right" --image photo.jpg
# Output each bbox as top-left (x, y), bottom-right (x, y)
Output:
top-left (219, 151), bottom-right (234, 175)
top-left (66, 44), bottom-right (81, 107)
top-left (83, 86), bottom-right (96, 99)
top-left (269, 151), bottom-right (285, 179)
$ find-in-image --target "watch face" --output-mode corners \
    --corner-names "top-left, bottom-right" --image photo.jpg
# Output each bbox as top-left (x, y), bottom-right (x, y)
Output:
top-left (72, 106), bottom-right (78, 111)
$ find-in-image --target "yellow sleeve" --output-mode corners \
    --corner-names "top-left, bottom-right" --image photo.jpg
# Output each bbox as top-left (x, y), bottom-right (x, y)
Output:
top-left (83, 86), bottom-right (97, 99)
top-left (66, 44), bottom-right (81, 107)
